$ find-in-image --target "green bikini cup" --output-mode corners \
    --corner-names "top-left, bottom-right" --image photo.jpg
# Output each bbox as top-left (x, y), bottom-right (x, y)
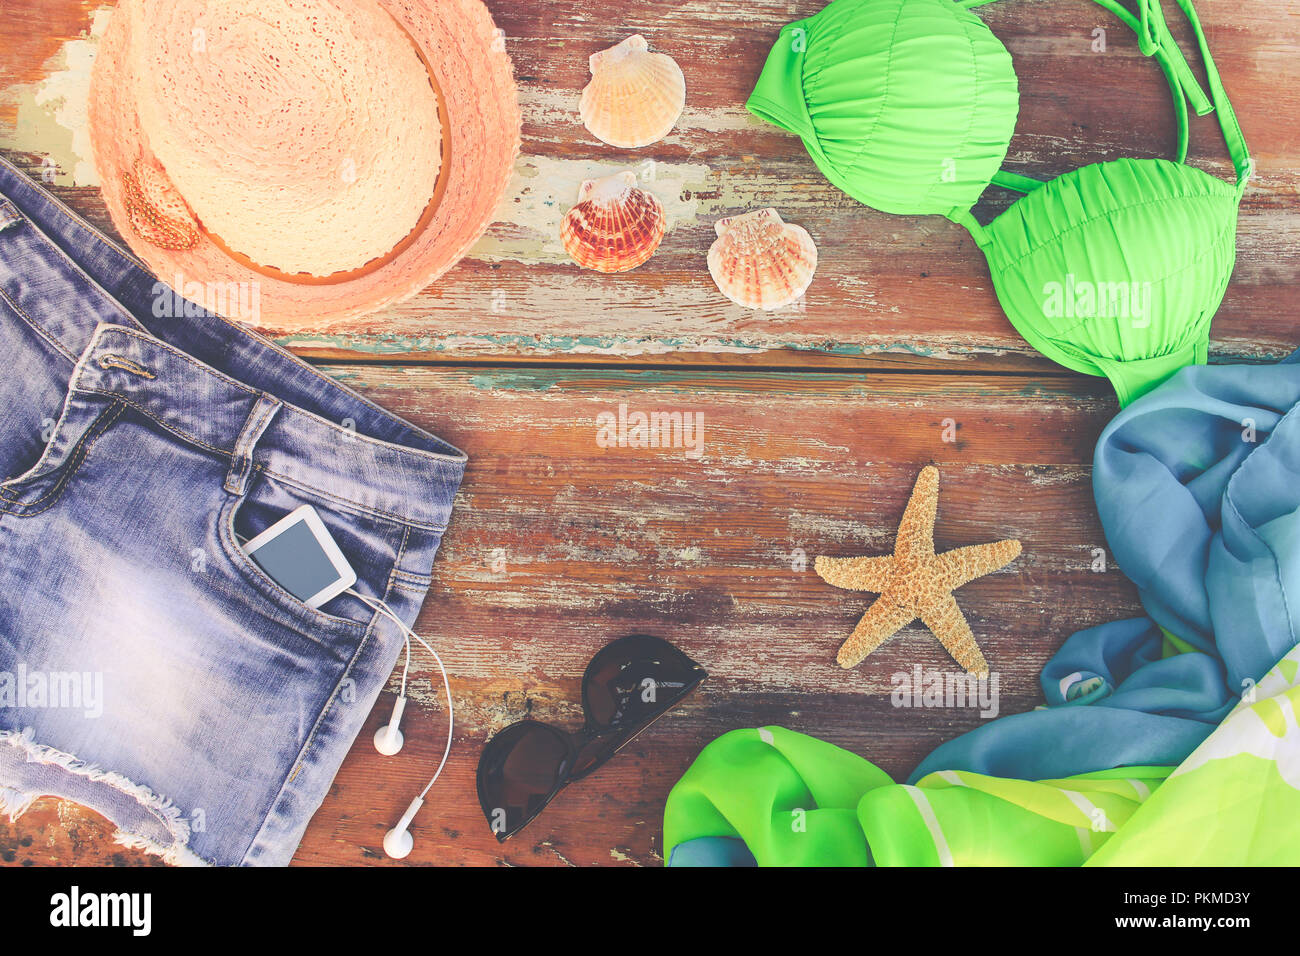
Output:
top-left (748, 0), bottom-right (1252, 405)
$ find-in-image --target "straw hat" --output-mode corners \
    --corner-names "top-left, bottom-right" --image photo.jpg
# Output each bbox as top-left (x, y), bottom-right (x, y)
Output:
top-left (88, 0), bottom-right (520, 327)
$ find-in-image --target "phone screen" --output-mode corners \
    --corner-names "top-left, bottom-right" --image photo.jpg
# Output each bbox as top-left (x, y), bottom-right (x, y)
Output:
top-left (248, 518), bottom-right (344, 602)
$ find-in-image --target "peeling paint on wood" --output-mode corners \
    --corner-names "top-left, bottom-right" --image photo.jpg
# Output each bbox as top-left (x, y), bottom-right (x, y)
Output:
top-left (0, 3), bottom-right (110, 186)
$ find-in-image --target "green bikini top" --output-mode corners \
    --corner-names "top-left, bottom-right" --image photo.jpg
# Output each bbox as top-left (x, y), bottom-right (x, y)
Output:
top-left (748, 0), bottom-right (1252, 404)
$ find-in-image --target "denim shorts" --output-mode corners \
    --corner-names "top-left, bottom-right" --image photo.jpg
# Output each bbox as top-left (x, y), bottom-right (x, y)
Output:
top-left (0, 157), bottom-right (466, 865)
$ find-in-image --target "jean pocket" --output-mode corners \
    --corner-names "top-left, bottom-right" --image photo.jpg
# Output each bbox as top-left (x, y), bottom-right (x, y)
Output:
top-left (212, 499), bottom-right (372, 651)
top-left (212, 472), bottom-right (409, 647)
top-left (0, 392), bottom-right (122, 513)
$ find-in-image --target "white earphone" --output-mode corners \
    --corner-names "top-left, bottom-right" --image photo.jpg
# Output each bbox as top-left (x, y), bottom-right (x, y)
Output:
top-left (349, 588), bottom-right (454, 861)
top-left (373, 691), bottom-right (406, 755)
top-left (383, 796), bottom-right (423, 859)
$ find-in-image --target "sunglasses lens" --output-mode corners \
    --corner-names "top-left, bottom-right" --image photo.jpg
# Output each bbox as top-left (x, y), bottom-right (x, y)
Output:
top-left (582, 634), bottom-right (706, 730)
top-left (476, 721), bottom-right (570, 841)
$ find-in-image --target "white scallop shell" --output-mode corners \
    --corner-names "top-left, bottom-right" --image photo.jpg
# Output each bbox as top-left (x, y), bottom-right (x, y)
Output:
top-left (707, 208), bottom-right (817, 310)
top-left (579, 35), bottom-right (686, 148)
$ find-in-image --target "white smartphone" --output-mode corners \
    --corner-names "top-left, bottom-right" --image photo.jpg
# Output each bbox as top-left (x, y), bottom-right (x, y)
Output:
top-left (242, 504), bottom-right (357, 608)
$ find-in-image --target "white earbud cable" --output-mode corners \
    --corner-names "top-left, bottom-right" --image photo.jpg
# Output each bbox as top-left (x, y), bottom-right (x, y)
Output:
top-left (348, 588), bottom-right (454, 798)
top-left (235, 529), bottom-right (454, 841)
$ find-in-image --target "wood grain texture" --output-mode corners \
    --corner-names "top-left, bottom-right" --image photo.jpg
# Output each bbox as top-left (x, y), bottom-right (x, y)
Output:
top-left (0, 0), bottom-right (1296, 366)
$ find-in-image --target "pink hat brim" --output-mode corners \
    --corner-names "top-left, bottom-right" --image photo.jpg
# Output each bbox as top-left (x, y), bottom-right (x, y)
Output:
top-left (88, 0), bottom-right (521, 329)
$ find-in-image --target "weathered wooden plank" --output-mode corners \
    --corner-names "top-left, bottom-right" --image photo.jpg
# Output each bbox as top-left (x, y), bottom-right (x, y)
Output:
top-left (1, 0), bottom-right (1295, 367)
top-left (0, 366), bottom-right (1144, 864)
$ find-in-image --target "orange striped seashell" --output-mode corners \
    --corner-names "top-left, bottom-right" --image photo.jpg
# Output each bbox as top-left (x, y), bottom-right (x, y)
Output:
top-left (707, 208), bottom-right (817, 310)
top-left (560, 171), bottom-right (666, 273)
top-left (579, 35), bottom-right (685, 148)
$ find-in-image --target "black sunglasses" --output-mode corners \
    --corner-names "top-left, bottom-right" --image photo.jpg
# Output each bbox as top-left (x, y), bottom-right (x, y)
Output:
top-left (476, 634), bottom-right (707, 842)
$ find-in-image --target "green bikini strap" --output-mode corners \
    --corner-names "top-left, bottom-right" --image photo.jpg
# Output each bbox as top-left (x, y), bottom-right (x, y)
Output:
top-left (1165, 0), bottom-right (1253, 190)
top-left (962, 0), bottom-right (1251, 194)
top-left (1093, 0), bottom-right (1213, 166)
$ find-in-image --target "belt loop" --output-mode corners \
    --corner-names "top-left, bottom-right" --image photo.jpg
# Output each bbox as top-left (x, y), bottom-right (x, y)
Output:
top-left (225, 393), bottom-right (282, 496)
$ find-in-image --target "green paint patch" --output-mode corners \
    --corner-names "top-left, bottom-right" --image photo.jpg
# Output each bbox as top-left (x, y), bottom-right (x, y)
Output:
top-left (467, 372), bottom-right (560, 392)
top-left (277, 330), bottom-right (731, 356)
top-left (276, 330), bottom-right (989, 362)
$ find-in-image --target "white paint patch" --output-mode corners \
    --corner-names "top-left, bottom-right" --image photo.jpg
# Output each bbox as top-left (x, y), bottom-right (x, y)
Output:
top-left (1022, 466), bottom-right (1092, 487)
top-left (665, 545), bottom-right (704, 566)
top-left (787, 512), bottom-right (885, 545)
top-left (4, 7), bottom-right (114, 187)
top-left (477, 154), bottom-right (716, 263)
top-left (517, 87), bottom-right (766, 138)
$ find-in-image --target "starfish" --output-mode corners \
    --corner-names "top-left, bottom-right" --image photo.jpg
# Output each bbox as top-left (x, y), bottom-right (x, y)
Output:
top-left (814, 466), bottom-right (1021, 676)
